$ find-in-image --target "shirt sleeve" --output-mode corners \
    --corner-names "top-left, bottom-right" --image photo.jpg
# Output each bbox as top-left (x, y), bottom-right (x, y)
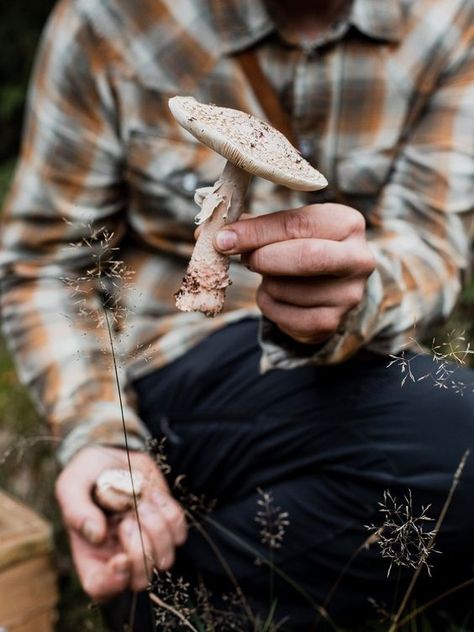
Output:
top-left (260, 19), bottom-right (474, 370)
top-left (0, 0), bottom-right (149, 463)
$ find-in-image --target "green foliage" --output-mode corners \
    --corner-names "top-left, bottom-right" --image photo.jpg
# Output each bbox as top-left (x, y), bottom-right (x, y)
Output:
top-left (0, 0), bottom-right (56, 162)
top-left (0, 160), bottom-right (15, 206)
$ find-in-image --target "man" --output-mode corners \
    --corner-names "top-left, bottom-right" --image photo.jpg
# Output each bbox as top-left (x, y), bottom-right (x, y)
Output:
top-left (1, 0), bottom-right (473, 628)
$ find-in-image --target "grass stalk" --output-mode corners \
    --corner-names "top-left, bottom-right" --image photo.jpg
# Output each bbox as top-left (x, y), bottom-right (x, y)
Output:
top-left (200, 512), bottom-right (340, 632)
top-left (185, 511), bottom-right (257, 627)
top-left (102, 302), bottom-right (157, 631)
top-left (388, 449), bottom-right (470, 632)
top-left (149, 593), bottom-right (199, 631)
top-left (397, 577), bottom-right (474, 628)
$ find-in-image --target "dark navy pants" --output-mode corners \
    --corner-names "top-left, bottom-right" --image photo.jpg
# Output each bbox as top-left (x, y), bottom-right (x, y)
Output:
top-left (103, 318), bottom-right (474, 630)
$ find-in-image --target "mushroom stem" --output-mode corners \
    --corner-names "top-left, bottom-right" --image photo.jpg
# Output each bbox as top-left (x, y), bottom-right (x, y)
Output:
top-left (175, 161), bottom-right (252, 316)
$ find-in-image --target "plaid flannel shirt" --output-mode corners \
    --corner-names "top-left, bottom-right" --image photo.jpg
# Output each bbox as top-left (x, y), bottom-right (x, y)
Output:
top-left (1, 0), bottom-right (473, 463)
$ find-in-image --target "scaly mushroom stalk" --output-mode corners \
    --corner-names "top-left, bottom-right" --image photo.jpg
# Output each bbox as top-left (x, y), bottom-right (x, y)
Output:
top-left (175, 162), bottom-right (251, 315)
top-left (168, 96), bottom-right (328, 317)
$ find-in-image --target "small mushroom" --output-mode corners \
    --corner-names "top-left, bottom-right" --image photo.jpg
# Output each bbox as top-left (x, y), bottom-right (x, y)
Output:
top-left (168, 96), bottom-right (328, 317)
top-left (94, 468), bottom-right (144, 513)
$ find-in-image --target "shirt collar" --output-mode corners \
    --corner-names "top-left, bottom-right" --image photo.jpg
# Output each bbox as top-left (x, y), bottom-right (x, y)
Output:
top-left (210, 0), bottom-right (274, 55)
top-left (350, 0), bottom-right (404, 42)
top-left (212, 0), bottom-right (403, 54)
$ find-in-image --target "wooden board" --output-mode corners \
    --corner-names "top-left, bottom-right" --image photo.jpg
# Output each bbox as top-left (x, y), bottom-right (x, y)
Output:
top-left (0, 491), bottom-right (53, 572)
top-left (0, 556), bottom-right (57, 630)
top-left (0, 491), bottom-right (57, 632)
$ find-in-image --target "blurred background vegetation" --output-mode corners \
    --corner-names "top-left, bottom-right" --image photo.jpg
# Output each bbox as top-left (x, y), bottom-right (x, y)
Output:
top-left (0, 2), bottom-right (472, 631)
top-left (0, 2), bottom-right (105, 629)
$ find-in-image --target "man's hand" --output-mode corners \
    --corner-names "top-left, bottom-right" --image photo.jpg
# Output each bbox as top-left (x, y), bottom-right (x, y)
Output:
top-left (215, 203), bottom-right (375, 345)
top-left (55, 446), bottom-right (187, 601)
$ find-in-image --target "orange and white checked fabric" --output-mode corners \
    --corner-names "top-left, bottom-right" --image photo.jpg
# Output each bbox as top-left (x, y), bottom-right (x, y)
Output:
top-left (0, 0), bottom-right (473, 462)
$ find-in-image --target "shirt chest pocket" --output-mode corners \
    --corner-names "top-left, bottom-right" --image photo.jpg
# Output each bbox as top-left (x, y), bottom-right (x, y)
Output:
top-left (336, 148), bottom-right (395, 212)
top-left (125, 131), bottom-right (225, 229)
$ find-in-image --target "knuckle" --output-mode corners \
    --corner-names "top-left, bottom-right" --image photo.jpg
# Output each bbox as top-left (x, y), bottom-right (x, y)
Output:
top-left (165, 504), bottom-right (182, 525)
top-left (354, 251), bottom-right (375, 276)
top-left (362, 251), bottom-right (376, 275)
top-left (282, 209), bottom-right (313, 240)
top-left (348, 210), bottom-right (366, 234)
top-left (346, 245), bottom-right (375, 277)
top-left (168, 505), bottom-right (184, 527)
top-left (346, 283), bottom-right (364, 307)
top-left (299, 241), bottom-right (319, 274)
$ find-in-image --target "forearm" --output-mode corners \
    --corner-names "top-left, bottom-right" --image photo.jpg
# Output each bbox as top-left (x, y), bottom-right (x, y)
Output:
top-left (0, 274), bottom-right (149, 464)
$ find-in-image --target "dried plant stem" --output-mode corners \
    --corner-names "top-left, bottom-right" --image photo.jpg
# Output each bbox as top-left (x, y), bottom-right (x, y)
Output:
top-left (388, 449), bottom-right (470, 632)
top-left (102, 303), bottom-right (157, 631)
top-left (103, 305), bottom-right (150, 576)
top-left (149, 593), bottom-right (199, 632)
top-left (200, 512), bottom-right (340, 631)
top-left (186, 511), bottom-right (257, 627)
top-left (397, 577), bottom-right (474, 627)
top-left (312, 530), bottom-right (383, 631)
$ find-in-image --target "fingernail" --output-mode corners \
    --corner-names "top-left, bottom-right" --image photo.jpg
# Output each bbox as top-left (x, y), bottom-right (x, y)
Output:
top-left (215, 230), bottom-right (237, 252)
top-left (82, 519), bottom-right (102, 544)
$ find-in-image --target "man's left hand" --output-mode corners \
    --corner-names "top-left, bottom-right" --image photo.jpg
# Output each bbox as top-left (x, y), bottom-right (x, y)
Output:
top-left (214, 203), bottom-right (375, 345)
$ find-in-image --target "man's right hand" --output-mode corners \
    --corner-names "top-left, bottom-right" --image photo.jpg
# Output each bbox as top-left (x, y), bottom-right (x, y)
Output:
top-left (55, 445), bottom-right (187, 601)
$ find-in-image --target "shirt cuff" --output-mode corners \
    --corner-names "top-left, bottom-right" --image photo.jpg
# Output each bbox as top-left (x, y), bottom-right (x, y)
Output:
top-left (258, 269), bottom-right (383, 371)
top-left (56, 401), bottom-right (151, 465)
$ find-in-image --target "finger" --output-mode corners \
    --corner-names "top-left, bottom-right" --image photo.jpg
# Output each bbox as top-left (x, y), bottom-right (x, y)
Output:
top-left (118, 516), bottom-right (155, 591)
top-left (150, 490), bottom-right (187, 546)
top-left (260, 276), bottom-right (364, 308)
top-left (195, 211), bottom-right (253, 240)
top-left (257, 287), bottom-right (345, 343)
top-left (214, 205), bottom-right (362, 254)
top-left (70, 531), bottom-right (131, 601)
top-left (137, 500), bottom-right (177, 570)
top-left (246, 239), bottom-right (367, 277)
top-left (56, 475), bottom-right (107, 545)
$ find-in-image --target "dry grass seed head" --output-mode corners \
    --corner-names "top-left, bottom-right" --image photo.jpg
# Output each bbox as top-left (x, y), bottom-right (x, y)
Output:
top-left (366, 490), bottom-right (439, 577)
top-left (255, 487), bottom-right (290, 551)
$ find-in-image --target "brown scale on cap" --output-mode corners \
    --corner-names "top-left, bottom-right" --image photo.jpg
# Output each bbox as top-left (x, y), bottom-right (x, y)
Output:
top-left (168, 96), bottom-right (328, 316)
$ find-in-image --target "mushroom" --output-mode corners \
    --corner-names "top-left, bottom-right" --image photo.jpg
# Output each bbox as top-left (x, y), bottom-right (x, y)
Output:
top-left (168, 96), bottom-right (328, 317)
top-left (94, 468), bottom-right (144, 513)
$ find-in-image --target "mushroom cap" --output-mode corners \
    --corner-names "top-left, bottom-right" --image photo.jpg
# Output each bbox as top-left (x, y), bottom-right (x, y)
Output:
top-left (94, 468), bottom-right (144, 513)
top-left (168, 96), bottom-right (328, 192)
